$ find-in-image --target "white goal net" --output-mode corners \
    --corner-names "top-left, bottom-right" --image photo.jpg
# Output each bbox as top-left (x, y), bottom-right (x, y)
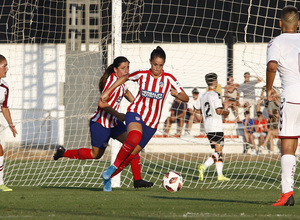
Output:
top-left (0, 0), bottom-right (299, 190)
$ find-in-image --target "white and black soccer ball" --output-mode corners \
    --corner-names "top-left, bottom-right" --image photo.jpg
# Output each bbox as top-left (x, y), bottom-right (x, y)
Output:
top-left (162, 171), bottom-right (183, 192)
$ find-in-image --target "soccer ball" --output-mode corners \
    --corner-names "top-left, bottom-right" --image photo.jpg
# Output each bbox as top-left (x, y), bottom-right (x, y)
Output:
top-left (162, 171), bottom-right (183, 192)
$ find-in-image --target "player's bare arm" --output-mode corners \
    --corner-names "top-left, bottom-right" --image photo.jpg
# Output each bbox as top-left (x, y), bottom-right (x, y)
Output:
top-left (98, 97), bottom-right (126, 122)
top-left (1, 106), bottom-right (17, 137)
top-left (100, 74), bottom-right (129, 101)
top-left (124, 90), bottom-right (135, 103)
top-left (170, 89), bottom-right (189, 102)
top-left (266, 61), bottom-right (278, 101)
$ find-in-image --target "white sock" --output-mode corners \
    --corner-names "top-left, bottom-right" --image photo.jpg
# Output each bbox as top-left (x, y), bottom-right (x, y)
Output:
top-left (0, 156), bottom-right (4, 185)
top-left (215, 162), bottom-right (223, 176)
top-left (281, 154), bottom-right (296, 194)
top-left (203, 157), bottom-right (214, 169)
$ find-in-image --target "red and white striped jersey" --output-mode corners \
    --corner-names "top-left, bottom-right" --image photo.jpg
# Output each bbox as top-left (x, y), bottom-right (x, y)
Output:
top-left (0, 79), bottom-right (9, 108)
top-left (91, 73), bottom-right (127, 128)
top-left (127, 69), bottom-right (184, 129)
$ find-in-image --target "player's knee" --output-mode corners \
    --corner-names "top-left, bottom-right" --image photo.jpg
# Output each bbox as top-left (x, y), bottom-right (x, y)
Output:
top-left (127, 130), bottom-right (142, 147)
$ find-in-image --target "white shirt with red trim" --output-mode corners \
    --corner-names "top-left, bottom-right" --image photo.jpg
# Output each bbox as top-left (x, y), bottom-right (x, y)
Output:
top-left (91, 73), bottom-right (127, 128)
top-left (127, 69), bottom-right (184, 129)
top-left (267, 33), bottom-right (300, 102)
top-left (0, 79), bottom-right (9, 108)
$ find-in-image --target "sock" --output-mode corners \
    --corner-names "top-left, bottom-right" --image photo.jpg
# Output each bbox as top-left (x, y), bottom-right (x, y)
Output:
top-left (63, 148), bottom-right (93, 160)
top-left (0, 156), bottom-right (3, 185)
top-left (113, 130), bottom-right (142, 168)
top-left (130, 154), bottom-right (141, 181)
top-left (111, 154), bottom-right (136, 178)
top-left (204, 152), bottom-right (219, 169)
top-left (281, 154), bottom-right (296, 194)
top-left (215, 162), bottom-right (224, 176)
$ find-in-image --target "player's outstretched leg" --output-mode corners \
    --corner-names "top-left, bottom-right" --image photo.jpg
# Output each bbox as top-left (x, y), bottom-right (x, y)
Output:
top-left (134, 179), bottom-right (154, 188)
top-left (198, 164), bottom-right (206, 181)
top-left (272, 191), bottom-right (295, 206)
top-left (53, 146), bottom-right (66, 160)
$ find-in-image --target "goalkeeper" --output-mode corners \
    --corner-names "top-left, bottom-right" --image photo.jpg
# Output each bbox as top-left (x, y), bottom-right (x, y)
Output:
top-left (195, 73), bottom-right (230, 181)
top-left (53, 56), bottom-right (153, 189)
top-left (0, 55), bottom-right (17, 192)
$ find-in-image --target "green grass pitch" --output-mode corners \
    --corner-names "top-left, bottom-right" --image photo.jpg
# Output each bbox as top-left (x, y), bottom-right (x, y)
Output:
top-left (0, 186), bottom-right (300, 219)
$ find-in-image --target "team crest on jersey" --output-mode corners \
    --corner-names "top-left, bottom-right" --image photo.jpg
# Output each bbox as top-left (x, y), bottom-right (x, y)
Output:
top-left (159, 81), bottom-right (164, 88)
top-left (141, 89), bottom-right (163, 100)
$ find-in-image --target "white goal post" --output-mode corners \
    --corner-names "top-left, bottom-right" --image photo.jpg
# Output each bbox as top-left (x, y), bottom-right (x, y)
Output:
top-left (0, 0), bottom-right (300, 190)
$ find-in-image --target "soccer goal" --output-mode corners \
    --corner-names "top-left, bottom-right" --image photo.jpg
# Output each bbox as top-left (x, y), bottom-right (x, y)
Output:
top-left (0, 0), bottom-right (299, 190)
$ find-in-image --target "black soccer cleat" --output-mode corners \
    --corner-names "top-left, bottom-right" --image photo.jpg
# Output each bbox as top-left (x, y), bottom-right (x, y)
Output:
top-left (53, 146), bottom-right (66, 160)
top-left (134, 179), bottom-right (154, 188)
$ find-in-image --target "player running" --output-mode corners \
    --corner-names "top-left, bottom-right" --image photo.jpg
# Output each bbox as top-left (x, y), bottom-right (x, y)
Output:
top-left (53, 56), bottom-right (153, 189)
top-left (195, 73), bottom-right (230, 181)
top-left (100, 46), bottom-right (189, 191)
top-left (267, 5), bottom-right (300, 206)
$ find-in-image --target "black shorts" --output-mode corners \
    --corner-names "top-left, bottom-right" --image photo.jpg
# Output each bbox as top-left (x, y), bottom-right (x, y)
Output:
top-left (207, 132), bottom-right (224, 148)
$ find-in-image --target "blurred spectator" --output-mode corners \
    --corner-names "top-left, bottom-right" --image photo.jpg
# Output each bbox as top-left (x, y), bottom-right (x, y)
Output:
top-left (242, 110), bottom-right (256, 154)
top-left (262, 109), bottom-right (280, 153)
top-left (164, 97), bottom-right (187, 136)
top-left (207, 83), bottom-right (222, 96)
top-left (223, 75), bottom-right (241, 122)
top-left (256, 85), bottom-right (269, 119)
top-left (238, 72), bottom-right (262, 113)
top-left (253, 111), bottom-right (268, 152)
top-left (185, 88), bottom-right (202, 135)
top-left (267, 89), bottom-right (280, 119)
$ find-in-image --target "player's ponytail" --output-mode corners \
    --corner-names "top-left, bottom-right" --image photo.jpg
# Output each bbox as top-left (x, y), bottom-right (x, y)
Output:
top-left (99, 56), bottom-right (129, 93)
top-left (99, 64), bottom-right (114, 93)
top-left (150, 46), bottom-right (166, 62)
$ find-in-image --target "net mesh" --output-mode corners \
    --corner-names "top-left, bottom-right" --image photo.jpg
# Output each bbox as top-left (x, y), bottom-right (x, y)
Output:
top-left (0, 0), bottom-right (299, 190)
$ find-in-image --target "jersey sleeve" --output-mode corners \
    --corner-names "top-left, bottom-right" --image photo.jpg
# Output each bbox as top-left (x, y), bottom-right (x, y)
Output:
top-left (214, 92), bottom-right (223, 109)
top-left (169, 75), bottom-right (184, 94)
top-left (128, 70), bottom-right (141, 82)
top-left (267, 37), bottom-right (280, 64)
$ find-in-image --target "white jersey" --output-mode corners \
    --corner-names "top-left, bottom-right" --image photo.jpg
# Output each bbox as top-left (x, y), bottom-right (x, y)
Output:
top-left (194, 90), bottom-right (223, 133)
top-left (0, 79), bottom-right (9, 108)
top-left (267, 33), bottom-right (300, 103)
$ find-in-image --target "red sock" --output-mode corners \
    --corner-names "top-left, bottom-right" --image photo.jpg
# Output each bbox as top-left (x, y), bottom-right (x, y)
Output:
top-left (63, 148), bottom-right (93, 160)
top-left (130, 154), bottom-right (141, 181)
top-left (111, 154), bottom-right (136, 178)
top-left (113, 130), bottom-right (142, 168)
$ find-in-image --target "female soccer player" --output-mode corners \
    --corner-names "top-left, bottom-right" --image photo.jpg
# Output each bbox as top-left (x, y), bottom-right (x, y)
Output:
top-left (53, 56), bottom-right (153, 189)
top-left (0, 55), bottom-right (17, 192)
top-left (101, 46), bottom-right (189, 191)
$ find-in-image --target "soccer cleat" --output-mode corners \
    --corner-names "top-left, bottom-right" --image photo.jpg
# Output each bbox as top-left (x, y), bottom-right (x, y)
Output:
top-left (134, 179), bottom-right (154, 188)
top-left (272, 191), bottom-right (295, 206)
top-left (0, 184), bottom-right (12, 192)
top-left (217, 175), bottom-right (230, 181)
top-left (103, 178), bottom-right (112, 192)
top-left (101, 165), bottom-right (117, 180)
top-left (53, 146), bottom-right (66, 160)
top-left (198, 164), bottom-right (206, 181)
